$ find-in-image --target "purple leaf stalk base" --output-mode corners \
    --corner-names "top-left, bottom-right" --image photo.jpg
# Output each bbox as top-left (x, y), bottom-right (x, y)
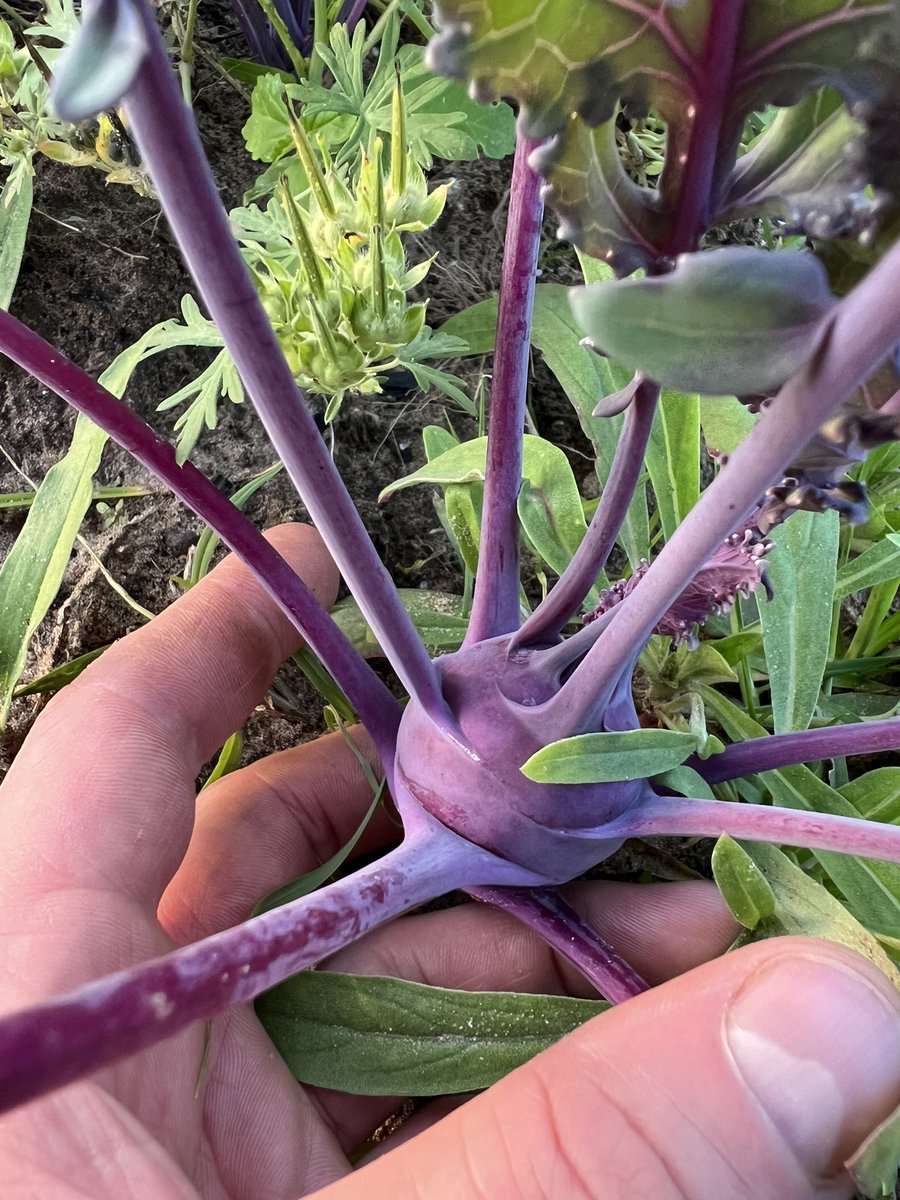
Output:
top-left (3, 0), bottom-right (900, 1119)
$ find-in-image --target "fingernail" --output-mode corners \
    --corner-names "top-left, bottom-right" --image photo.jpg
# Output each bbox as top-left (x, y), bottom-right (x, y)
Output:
top-left (725, 950), bottom-right (900, 1176)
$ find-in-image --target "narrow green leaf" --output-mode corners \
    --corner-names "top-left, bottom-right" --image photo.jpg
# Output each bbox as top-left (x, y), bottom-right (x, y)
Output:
top-left (253, 785), bottom-right (384, 917)
top-left (760, 510), bottom-right (839, 733)
top-left (835, 535), bottom-right (900, 599)
top-left (257, 972), bottom-right (607, 1095)
top-left (12, 644), bottom-right (108, 699)
top-left (645, 390), bottom-right (700, 541)
top-left (841, 769), bottom-right (900, 824)
top-left (721, 839), bottom-right (900, 991)
top-left (201, 732), bottom-right (244, 792)
top-left (515, 442), bottom-right (588, 579)
top-left (652, 765), bottom-right (717, 801)
top-left (699, 686), bottom-right (900, 939)
top-left (0, 167), bottom-right (32, 310)
top-left (331, 590), bottom-right (468, 658)
top-left (522, 728), bottom-right (698, 785)
top-left (0, 416), bottom-right (106, 725)
top-left (697, 394), bottom-right (757, 456)
top-left (711, 835), bottom-right (777, 929)
top-left (848, 1104), bottom-right (900, 1200)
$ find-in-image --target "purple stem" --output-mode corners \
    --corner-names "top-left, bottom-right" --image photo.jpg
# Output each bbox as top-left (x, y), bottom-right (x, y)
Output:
top-left (692, 717), bottom-right (900, 785)
top-left (468, 885), bottom-right (648, 1003)
top-left (605, 793), bottom-right (900, 863)
top-left (0, 818), bottom-right (518, 1116)
top-left (0, 309), bottom-right (402, 768)
top-left (514, 380), bottom-right (659, 648)
top-left (464, 136), bottom-right (544, 646)
top-left (551, 235), bottom-right (900, 734)
top-left (124, 0), bottom-right (447, 723)
top-left (662, 0), bottom-right (743, 254)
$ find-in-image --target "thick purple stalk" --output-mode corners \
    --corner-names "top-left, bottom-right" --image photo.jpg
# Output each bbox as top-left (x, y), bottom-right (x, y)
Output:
top-left (693, 717), bottom-right (900, 785)
top-left (123, 0), bottom-right (447, 723)
top-left (0, 806), bottom-right (558, 1116)
top-left (514, 380), bottom-right (659, 647)
top-left (0, 309), bottom-right (401, 767)
top-left (552, 236), bottom-right (900, 733)
top-left (464, 136), bottom-right (543, 646)
top-left (606, 794), bottom-right (900, 861)
top-left (468, 885), bottom-right (648, 1002)
top-left (662, 0), bottom-right (743, 253)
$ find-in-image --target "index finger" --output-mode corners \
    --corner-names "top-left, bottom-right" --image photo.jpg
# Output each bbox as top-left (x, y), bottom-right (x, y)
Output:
top-left (0, 523), bottom-right (337, 940)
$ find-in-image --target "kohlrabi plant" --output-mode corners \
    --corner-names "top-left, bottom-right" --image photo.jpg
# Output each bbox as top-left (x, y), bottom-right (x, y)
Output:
top-left (3, 4), bottom-right (900, 1177)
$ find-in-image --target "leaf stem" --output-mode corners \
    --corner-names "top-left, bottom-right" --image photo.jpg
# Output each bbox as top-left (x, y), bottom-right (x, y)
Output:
top-left (123, 0), bottom-right (448, 723)
top-left (468, 885), bottom-right (648, 1002)
top-left (0, 826), bottom-right (485, 1117)
top-left (0, 308), bottom-right (402, 768)
top-left (514, 381), bottom-right (659, 647)
top-left (604, 792), bottom-right (900, 864)
top-left (692, 717), bottom-right (900, 784)
top-left (464, 135), bottom-right (544, 646)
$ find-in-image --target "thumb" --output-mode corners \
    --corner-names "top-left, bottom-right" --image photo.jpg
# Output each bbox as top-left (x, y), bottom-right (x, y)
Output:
top-left (315, 938), bottom-right (900, 1200)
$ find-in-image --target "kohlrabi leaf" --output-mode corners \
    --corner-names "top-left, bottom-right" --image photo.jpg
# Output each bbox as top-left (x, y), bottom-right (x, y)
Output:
top-left (521, 727), bottom-right (700, 785)
top-left (430, 0), bottom-right (894, 268)
top-left (51, 0), bottom-right (147, 122)
top-left (760, 510), bottom-right (839, 734)
top-left (711, 836), bottom-right (900, 991)
top-left (721, 88), bottom-right (876, 239)
top-left (515, 446), bottom-right (589, 579)
top-left (570, 247), bottom-right (837, 395)
top-left (256, 972), bottom-right (607, 1095)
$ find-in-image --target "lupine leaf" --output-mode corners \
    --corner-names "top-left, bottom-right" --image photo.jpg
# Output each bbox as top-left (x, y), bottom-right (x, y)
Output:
top-left (257, 972), bottom-right (607, 1095)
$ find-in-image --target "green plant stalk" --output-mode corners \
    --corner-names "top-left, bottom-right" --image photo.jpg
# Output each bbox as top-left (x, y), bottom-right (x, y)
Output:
top-left (253, 0), bottom-right (306, 78)
top-left (308, 0), bottom-right (328, 85)
top-left (292, 644), bottom-right (356, 723)
top-left (847, 578), bottom-right (900, 659)
top-left (278, 178), bottom-right (325, 298)
top-left (177, 0), bottom-right (200, 104)
top-left (390, 66), bottom-right (407, 195)
top-left (286, 103), bottom-right (335, 216)
top-left (730, 602), bottom-right (758, 721)
top-left (865, 610), bottom-right (900, 658)
top-left (0, 484), bottom-right (151, 511)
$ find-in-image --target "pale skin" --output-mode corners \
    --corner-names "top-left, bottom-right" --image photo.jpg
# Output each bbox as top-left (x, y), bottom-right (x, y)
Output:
top-left (1, 524), bottom-right (898, 1200)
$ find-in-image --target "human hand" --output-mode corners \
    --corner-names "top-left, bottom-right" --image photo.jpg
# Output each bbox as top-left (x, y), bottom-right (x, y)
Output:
top-left (0, 524), bottom-right (897, 1200)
